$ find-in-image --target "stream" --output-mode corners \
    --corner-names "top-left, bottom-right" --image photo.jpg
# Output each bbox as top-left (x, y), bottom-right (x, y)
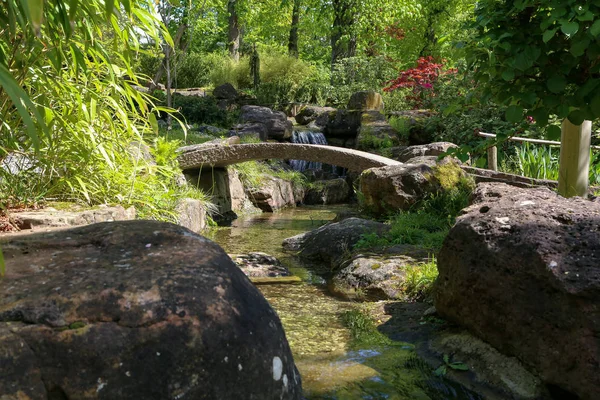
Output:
top-left (211, 206), bottom-right (483, 400)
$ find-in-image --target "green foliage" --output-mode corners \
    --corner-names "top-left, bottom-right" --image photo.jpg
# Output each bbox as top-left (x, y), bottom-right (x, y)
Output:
top-left (514, 143), bottom-right (559, 181)
top-left (467, 0), bottom-right (600, 131)
top-left (210, 54), bottom-right (253, 89)
top-left (389, 116), bottom-right (412, 143)
top-left (341, 309), bottom-right (393, 348)
top-left (329, 56), bottom-right (397, 107)
top-left (434, 354), bottom-right (469, 377)
top-left (255, 51), bottom-right (331, 106)
top-left (153, 90), bottom-right (237, 127)
top-left (233, 161), bottom-right (307, 191)
top-left (355, 212), bottom-right (449, 252)
top-left (357, 128), bottom-right (396, 152)
top-left (404, 257), bottom-right (439, 300)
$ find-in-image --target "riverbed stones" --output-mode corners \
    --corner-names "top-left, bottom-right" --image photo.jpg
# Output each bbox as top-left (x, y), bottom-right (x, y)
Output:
top-left (282, 218), bottom-right (390, 272)
top-left (0, 221), bottom-right (302, 399)
top-left (434, 182), bottom-right (600, 400)
top-left (239, 105), bottom-right (293, 141)
top-left (233, 252), bottom-right (293, 278)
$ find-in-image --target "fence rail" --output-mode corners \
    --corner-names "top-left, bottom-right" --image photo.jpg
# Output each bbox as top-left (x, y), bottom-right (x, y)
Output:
top-left (477, 131), bottom-right (600, 171)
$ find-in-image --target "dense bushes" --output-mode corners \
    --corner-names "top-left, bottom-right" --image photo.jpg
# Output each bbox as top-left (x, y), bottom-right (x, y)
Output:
top-left (152, 90), bottom-right (237, 128)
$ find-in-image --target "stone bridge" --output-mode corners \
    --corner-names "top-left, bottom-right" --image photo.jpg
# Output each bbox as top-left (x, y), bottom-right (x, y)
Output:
top-left (177, 143), bottom-right (401, 172)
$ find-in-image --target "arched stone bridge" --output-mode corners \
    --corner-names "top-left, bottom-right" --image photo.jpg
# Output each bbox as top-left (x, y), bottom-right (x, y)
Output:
top-left (177, 143), bottom-right (402, 172)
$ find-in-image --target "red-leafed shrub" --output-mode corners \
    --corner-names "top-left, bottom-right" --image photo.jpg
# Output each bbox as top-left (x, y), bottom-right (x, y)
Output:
top-left (384, 57), bottom-right (456, 109)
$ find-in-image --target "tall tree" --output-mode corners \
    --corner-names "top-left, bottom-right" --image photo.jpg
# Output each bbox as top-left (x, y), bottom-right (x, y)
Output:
top-left (288, 0), bottom-right (301, 57)
top-left (228, 0), bottom-right (240, 60)
top-left (330, 0), bottom-right (358, 68)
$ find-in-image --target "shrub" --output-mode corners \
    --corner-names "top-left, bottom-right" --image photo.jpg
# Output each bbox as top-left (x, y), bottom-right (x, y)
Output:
top-left (153, 90), bottom-right (236, 127)
top-left (256, 53), bottom-right (330, 107)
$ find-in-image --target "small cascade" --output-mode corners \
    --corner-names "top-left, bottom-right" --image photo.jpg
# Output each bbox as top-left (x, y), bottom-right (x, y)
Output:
top-left (289, 130), bottom-right (328, 172)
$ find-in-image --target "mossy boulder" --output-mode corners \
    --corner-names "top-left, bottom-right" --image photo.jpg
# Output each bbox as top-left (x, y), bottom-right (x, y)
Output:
top-left (0, 221), bottom-right (302, 399)
top-left (359, 160), bottom-right (471, 216)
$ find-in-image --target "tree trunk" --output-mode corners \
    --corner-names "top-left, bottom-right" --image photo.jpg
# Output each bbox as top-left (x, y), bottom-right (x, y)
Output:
top-left (228, 0), bottom-right (240, 61)
top-left (152, 23), bottom-right (188, 89)
top-left (165, 44), bottom-right (172, 130)
top-left (331, 0), bottom-right (357, 70)
top-left (288, 0), bottom-right (301, 58)
top-left (558, 119), bottom-right (591, 197)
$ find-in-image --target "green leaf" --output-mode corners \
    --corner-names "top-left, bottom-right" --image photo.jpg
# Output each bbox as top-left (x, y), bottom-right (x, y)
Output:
top-left (547, 75), bottom-right (567, 93)
top-left (24, 0), bottom-right (44, 33)
top-left (570, 38), bottom-right (590, 57)
top-left (149, 113), bottom-right (159, 134)
top-left (547, 125), bottom-right (562, 140)
top-left (530, 107), bottom-right (549, 126)
top-left (560, 21), bottom-right (580, 36)
top-left (506, 105), bottom-right (524, 123)
top-left (434, 366), bottom-right (447, 377)
top-left (591, 95), bottom-right (600, 117)
top-left (578, 11), bottom-right (594, 22)
top-left (568, 109), bottom-right (586, 125)
top-left (557, 104), bottom-right (570, 118)
top-left (543, 28), bottom-right (557, 43)
top-left (0, 65), bottom-right (45, 150)
top-left (591, 20), bottom-right (600, 37)
top-left (106, 0), bottom-right (115, 19)
top-left (449, 362), bottom-right (469, 371)
top-left (502, 70), bottom-right (514, 81)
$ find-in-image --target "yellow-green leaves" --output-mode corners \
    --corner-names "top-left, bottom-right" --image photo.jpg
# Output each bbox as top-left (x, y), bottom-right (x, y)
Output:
top-left (24, 0), bottom-right (44, 35)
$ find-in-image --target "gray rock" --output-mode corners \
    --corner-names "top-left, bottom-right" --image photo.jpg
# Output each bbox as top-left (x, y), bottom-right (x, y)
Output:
top-left (213, 83), bottom-right (238, 100)
top-left (435, 182), bottom-right (600, 400)
top-left (233, 252), bottom-right (292, 278)
top-left (230, 123), bottom-right (268, 141)
top-left (282, 218), bottom-right (390, 272)
top-left (240, 105), bottom-right (293, 141)
top-left (248, 177), bottom-right (297, 212)
top-left (175, 198), bottom-right (207, 233)
top-left (347, 91), bottom-right (384, 111)
top-left (295, 106), bottom-right (336, 126)
top-left (392, 142), bottom-right (458, 163)
top-left (196, 125), bottom-right (227, 135)
top-left (359, 164), bottom-right (437, 215)
top-left (0, 221), bottom-right (302, 399)
top-left (304, 179), bottom-right (351, 205)
top-left (330, 250), bottom-right (428, 300)
top-left (322, 110), bottom-right (362, 138)
top-left (10, 205), bottom-right (136, 231)
top-left (1, 152), bottom-right (41, 175)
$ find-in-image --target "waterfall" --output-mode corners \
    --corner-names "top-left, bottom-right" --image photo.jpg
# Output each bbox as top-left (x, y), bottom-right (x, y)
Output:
top-left (289, 130), bottom-right (328, 172)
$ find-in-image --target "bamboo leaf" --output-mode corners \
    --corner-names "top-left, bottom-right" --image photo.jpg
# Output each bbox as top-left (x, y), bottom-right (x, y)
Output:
top-left (0, 64), bottom-right (45, 150)
top-left (24, 0), bottom-right (44, 34)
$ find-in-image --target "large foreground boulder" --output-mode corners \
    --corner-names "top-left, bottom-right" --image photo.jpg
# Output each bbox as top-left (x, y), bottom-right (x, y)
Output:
top-left (240, 105), bottom-right (293, 141)
top-left (435, 183), bottom-right (600, 400)
top-left (0, 221), bottom-right (302, 400)
top-left (282, 218), bottom-right (390, 272)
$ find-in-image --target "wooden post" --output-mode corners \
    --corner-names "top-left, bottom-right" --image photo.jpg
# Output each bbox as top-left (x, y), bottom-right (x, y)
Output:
top-left (558, 119), bottom-right (591, 197)
top-left (487, 146), bottom-right (498, 171)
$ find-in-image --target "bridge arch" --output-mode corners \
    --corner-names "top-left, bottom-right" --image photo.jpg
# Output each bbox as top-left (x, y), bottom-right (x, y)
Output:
top-left (177, 143), bottom-right (401, 172)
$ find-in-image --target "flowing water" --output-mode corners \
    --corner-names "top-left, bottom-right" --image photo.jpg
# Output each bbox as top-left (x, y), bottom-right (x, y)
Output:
top-left (289, 130), bottom-right (329, 172)
top-left (211, 206), bottom-right (483, 400)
